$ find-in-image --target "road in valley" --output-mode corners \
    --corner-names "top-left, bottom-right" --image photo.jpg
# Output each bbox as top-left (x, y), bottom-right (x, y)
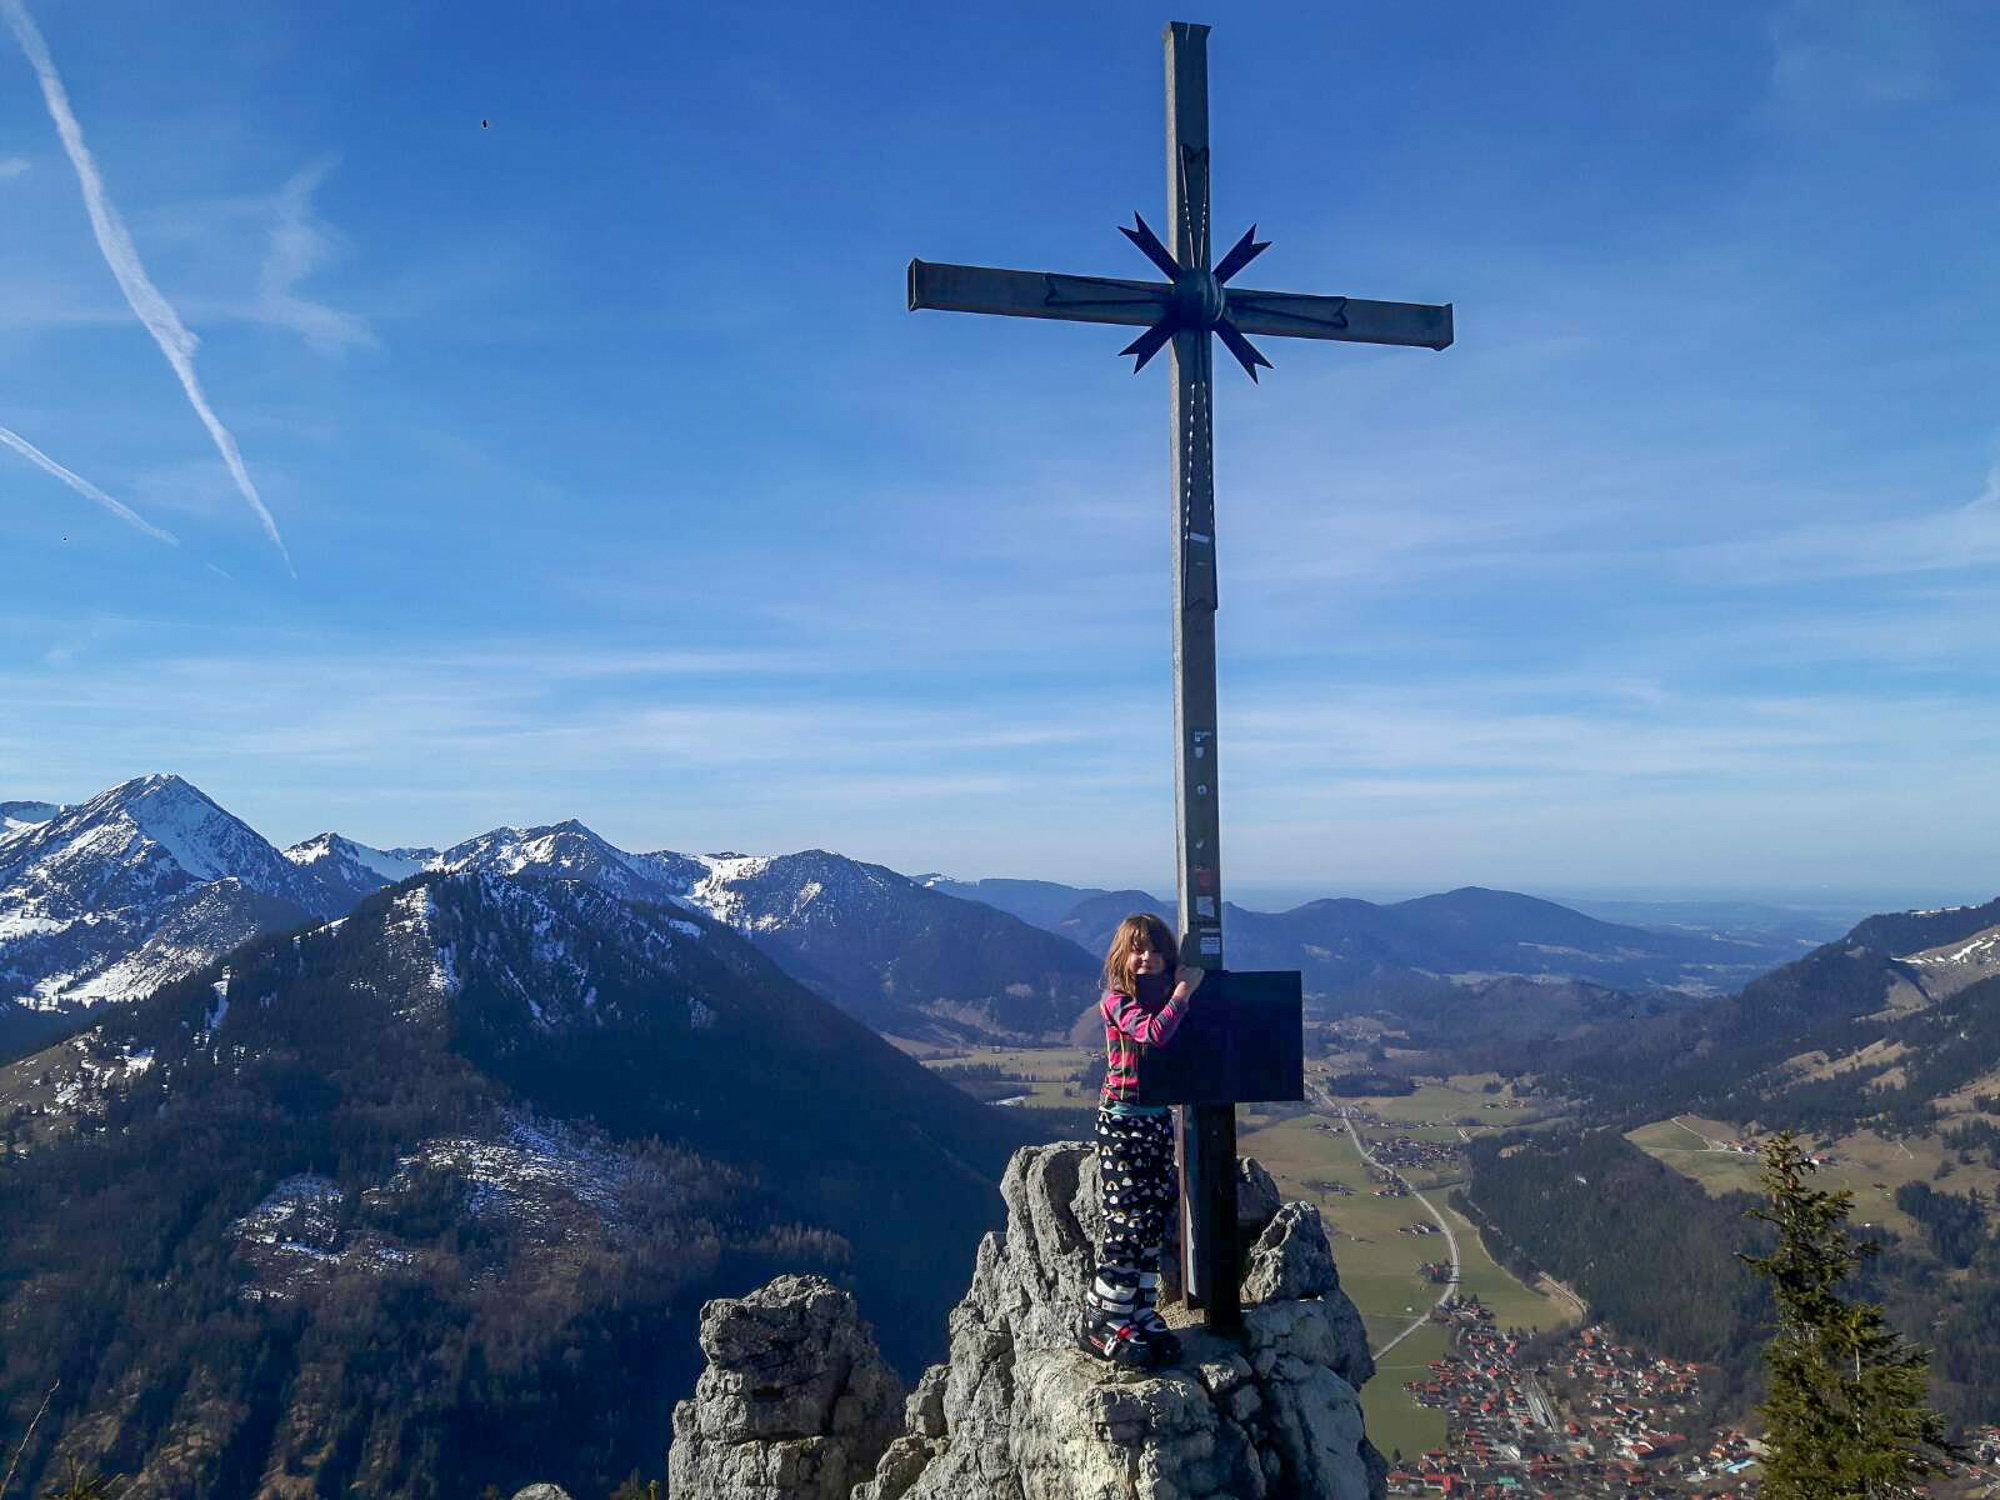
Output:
top-left (1340, 1110), bottom-right (1462, 1359)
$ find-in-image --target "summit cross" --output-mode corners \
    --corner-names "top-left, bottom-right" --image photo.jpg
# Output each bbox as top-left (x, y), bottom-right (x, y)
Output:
top-left (909, 21), bottom-right (1452, 1339)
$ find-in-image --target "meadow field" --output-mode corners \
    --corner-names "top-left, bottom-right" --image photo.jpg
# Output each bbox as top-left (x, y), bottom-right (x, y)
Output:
top-left (1626, 1114), bottom-right (2000, 1243)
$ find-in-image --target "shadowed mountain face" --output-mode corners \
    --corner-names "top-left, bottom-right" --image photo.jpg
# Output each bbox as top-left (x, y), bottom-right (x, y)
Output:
top-left (1477, 895), bottom-right (2000, 1431)
top-left (0, 871), bottom-right (1027, 1499)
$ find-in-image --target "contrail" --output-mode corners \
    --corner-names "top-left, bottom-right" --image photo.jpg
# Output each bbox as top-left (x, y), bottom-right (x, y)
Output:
top-left (2, 0), bottom-right (294, 573)
top-left (0, 423), bottom-right (179, 544)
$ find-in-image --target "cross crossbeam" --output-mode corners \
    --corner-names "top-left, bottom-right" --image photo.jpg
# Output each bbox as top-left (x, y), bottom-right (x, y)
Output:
top-left (909, 261), bottom-right (1451, 355)
top-left (909, 20), bottom-right (1450, 1342)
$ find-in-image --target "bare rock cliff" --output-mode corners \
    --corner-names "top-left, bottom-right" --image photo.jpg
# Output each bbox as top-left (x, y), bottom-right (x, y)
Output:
top-left (669, 1142), bottom-right (1385, 1500)
top-left (668, 1274), bottom-right (905, 1500)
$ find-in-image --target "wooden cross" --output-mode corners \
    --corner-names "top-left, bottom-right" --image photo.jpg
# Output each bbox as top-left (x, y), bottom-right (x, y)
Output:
top-left (909, 21), bottom-right (1451, 1338)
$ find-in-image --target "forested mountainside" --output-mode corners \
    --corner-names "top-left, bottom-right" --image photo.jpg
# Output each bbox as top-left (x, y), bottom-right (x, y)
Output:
top-left (1552, 897), bottom-right (2000, 1133)
top-left (1464, 1128), bottom-right (2000, 1429)
top-left (1464, 895), bottom-right (2000, 1433)
top-left (0, 872), bottom-right (1027, 1500)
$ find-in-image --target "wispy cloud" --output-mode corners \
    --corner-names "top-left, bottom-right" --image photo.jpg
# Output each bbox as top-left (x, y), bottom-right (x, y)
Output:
top-left (0, 423), bottom-right (177, 544)
top-left (256, 160), bottom-right (373, 353)
top-left (0, 154), bottom-right (26, 178)
top-left (1677, 463), bottom-right (2000, 585)
top-left (2, 0), bottom-right (293, 572)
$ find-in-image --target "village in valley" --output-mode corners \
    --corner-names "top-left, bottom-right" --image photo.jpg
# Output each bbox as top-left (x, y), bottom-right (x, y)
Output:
top-left (1389, 1302), bottom-right (1757, 1495)
top-left (1387, 1300), bottom-right (2000, 1497)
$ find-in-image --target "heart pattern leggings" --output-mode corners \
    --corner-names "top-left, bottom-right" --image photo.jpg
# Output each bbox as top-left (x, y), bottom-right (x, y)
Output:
top-left (1094, 1105), bottom-right (1177, 1279)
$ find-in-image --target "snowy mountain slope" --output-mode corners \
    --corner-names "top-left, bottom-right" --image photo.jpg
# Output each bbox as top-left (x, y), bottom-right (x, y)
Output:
top-left (53, 879), bottom-right (310, 1011)
top-left (0, 775), bottom-right (323, 1011)
top-left (0, 784), bottom-right (1092, 1037)
top-left (676, 848), bottom-right (1099, 1038)
top-left (429, 829), bottom-right (1097, 1039)
top-left (1898, 920), bottom-right (2000, 1004)
top-left (284, 832), bottom-right (434, 913)
top-left (433, 821), bottom-right (703, 906)
top-left (0, 774), bottom-right (322, 917)
top-left (1, 800), bottom-right (60, 837)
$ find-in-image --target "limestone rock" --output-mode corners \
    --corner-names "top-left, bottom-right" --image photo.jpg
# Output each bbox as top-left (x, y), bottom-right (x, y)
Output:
top-left (668, 1273), bottom-right (903, 1500)
top-left (1241, 1200), bottom-right (1340, 1303)
top-left (1238, 1156), bottom-right (1282, 1239)
top-left (509, 1487), bottom-right (573, 1500)
top-left (850, 1141), bottom-right (1385, 1500)
top-left (1161, 1153), bottom-right (1285, 1304)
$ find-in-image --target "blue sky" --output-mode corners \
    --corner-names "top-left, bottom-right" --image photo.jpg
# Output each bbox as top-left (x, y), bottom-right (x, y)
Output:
top-left (4, 0), bottom-right (1998, 907)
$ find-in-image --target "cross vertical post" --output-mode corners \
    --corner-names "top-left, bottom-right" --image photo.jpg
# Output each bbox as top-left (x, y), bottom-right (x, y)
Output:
top-left (906, 18), bottom-right (1451, 1347)
top-left (1162, 20), bottom-right (1240, 1338)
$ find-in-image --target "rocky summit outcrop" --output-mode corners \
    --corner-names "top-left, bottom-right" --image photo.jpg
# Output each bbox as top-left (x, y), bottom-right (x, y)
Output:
top-left (667, 1142), bottom-right (1384, 1500)
top-left (668, 1274), bottom-right (905, 1500)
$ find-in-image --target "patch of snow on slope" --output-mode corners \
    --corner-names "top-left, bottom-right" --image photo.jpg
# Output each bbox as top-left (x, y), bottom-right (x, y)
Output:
top-left (204, 973), bottom-right (230, 1035)
top-left (1, 800), bottom-right (60, 837)
top-left (685, 853), bottom-right (774, 926)
top-left (1902, 927), bottom-right (2000, 967)
top-left (49, 1036), bottom-right (158, 1112)
top-left (395, 1112), bottom-right (652, 1236)
top-left (387, 886), bottom-right (459, 1008)
top-left (232, 1174), bottom-right (343, 1247)
top-left (0, 912), bottom-right (70, 942)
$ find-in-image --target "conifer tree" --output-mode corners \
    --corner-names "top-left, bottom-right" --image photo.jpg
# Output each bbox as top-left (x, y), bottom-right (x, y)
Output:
top-left (1741, 1131), bottom-right (1951, 1497)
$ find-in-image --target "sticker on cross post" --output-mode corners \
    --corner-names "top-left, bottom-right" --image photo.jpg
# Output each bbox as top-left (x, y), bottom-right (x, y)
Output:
top-left (1200, 935), bottom-right (1221, 955)
top-left (1195, 896), bottom-right (1215, 917)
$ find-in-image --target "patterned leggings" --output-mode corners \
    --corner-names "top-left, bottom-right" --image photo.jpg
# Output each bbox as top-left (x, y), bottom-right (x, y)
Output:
top-left (1094, 1106), bottom-right (1177, 1280)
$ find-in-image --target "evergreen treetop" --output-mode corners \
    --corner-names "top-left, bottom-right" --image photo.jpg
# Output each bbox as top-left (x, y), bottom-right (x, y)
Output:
top-left (1741, 1131), bottom-right (1951, 1499)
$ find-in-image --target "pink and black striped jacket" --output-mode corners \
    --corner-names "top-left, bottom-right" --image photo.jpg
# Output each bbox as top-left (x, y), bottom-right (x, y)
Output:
top-left (1098, 973), bottom-right (1189, 1107)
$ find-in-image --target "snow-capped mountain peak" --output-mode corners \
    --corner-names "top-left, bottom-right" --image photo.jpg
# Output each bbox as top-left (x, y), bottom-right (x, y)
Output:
top-left (0, 774), bottom-right (332, 1011)
top-left (1, 774), bottom-right (313, 914)
top-left (434, 821), bottom-right (703, 906)
top-left (282, 832), bottom-right (432, 914)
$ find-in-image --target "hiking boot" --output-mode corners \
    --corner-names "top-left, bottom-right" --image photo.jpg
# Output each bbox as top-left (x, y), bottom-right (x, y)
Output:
top-left (1132, 1273), bottom-right (1181, 1365)
top-left (1082, 1268), bottom-right (1157, 1369)
top-left (1080, 1307), bottom-right (1156, 1369)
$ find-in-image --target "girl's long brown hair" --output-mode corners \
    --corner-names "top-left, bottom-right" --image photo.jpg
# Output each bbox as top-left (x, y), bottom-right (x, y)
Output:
top-left (1102, 912), bottom-right (1178, 998)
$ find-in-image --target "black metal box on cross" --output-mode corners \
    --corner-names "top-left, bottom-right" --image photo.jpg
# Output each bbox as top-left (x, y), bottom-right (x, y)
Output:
top-left (1136, 970), bottom-right (1305, 1108)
